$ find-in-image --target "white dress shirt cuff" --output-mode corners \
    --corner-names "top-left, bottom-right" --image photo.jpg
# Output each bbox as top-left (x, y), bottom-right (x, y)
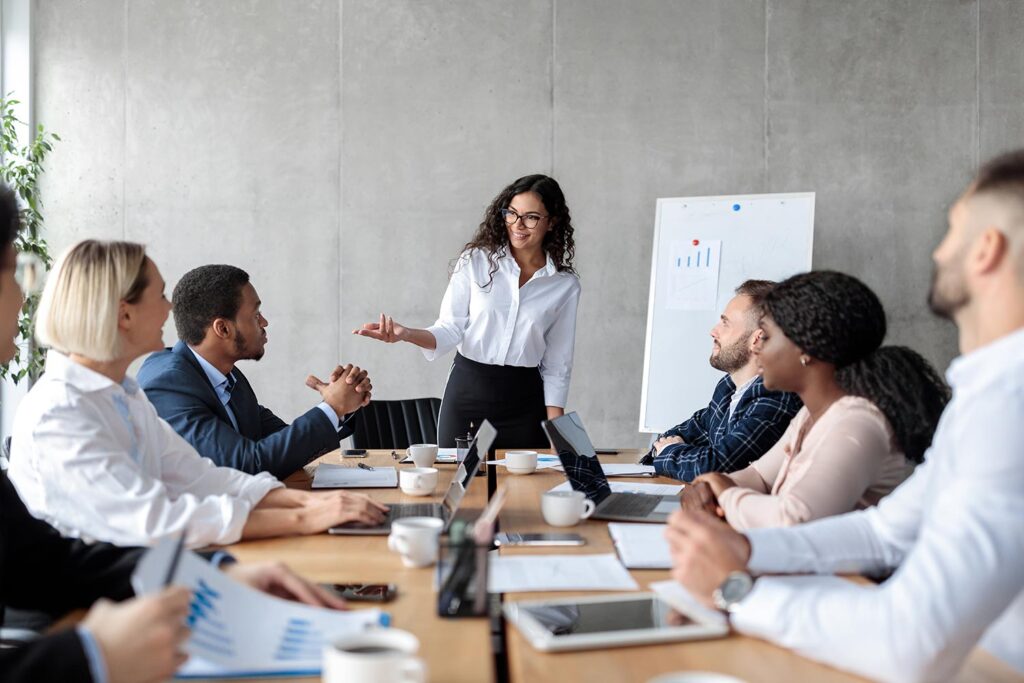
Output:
top-left (316, 402), bottom-right (341, 431)
top-left (746, 528), bottom-right (796, 574)
top-left (541, 374), bottom-right (569, 408)
top-left (77, 626), bottom-right (109, 683)
top-left (421, 324), bottom-right (458, 362)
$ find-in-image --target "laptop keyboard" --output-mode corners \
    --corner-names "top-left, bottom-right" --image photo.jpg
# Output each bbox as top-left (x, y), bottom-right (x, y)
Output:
top-left (387, 503), bottom-right (442, 521)
top-left (599, 493), bottom-right (662, 517)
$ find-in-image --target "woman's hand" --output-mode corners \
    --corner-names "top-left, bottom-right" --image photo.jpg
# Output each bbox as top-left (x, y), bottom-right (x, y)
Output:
top-left (694, 472), bottom-right (737, 499)
top-left (352, 313), bottom-right (408, 343)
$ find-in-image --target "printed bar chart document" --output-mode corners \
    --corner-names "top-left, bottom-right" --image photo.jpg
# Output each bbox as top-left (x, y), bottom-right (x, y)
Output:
top-left (132, 539), bottom-right (385, 678)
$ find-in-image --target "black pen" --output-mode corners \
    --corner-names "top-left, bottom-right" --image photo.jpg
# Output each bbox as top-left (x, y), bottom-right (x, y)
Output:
top-left (163, 531), bottom-right (188, 587)
top-left (358, 462), bottom-right (375, 471)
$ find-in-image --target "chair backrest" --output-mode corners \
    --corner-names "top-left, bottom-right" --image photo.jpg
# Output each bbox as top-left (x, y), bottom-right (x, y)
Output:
top-left (351, 398), bottom-right (442, 450)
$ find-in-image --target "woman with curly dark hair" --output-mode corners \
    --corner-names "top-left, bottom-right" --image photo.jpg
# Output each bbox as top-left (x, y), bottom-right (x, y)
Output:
top-left (353, 174), bottom-right (580, 448)
top-left (681, 270), bottom-right (950, 530)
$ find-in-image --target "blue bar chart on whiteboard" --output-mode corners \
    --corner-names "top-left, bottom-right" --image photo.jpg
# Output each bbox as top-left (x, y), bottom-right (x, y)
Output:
top-left (667, 239), bottom-right (722, 311)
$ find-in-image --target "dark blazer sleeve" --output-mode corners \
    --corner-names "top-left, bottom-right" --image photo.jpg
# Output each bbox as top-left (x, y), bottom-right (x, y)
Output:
top-left (0, 629), bottom-right (93, 683)
top-left (1, 472), bottom-right (142, 683)
top-left (141, 364), bottom-right (343, 479)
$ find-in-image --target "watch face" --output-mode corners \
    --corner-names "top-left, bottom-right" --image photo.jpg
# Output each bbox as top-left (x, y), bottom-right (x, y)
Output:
top-left (720, 572), bottom-right (754, 606)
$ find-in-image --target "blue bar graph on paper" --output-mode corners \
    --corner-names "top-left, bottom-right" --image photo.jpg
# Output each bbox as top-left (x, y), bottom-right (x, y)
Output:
top-left (706, 247), bottom-right (710, 266)
top-left (687, 256), bottom-right (691, 267)
top-left (676, 257), bottom-right (680, 267)
top-left (696, 251), bottom-right (701, 267)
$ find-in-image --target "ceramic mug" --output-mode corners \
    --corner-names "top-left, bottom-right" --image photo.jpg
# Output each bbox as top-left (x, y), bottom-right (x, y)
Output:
top-left (387, 517), bottom-right (444, 568)
top-left (399, 467), bottom-right (438, 496)
top-left (504, 450), bottom-right (539, 475)
top-left (541, 490), bottom-right (596, 527)
top-left (323, 628), bottom-right (427, 683)
top-left (406, 443), bottom-right (438, 468)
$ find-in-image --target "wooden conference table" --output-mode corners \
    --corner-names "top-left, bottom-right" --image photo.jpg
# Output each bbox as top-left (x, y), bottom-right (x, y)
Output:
top-left (220, 449), bottom-right (1018, 683)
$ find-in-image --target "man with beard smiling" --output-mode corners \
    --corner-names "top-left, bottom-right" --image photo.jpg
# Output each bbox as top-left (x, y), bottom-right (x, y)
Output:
top-left (642, 280), bottom-right (801, 482)
top-left (663, 150), bottom-right (1024, 682)
top-left (138, 265), bottom-right (372, 478)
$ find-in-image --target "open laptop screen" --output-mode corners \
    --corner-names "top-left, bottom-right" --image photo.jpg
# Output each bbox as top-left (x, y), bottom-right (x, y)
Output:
top-left (442, 419), bottom-right (497, 521)
top-left (541, 412), bottom-right (612, 504)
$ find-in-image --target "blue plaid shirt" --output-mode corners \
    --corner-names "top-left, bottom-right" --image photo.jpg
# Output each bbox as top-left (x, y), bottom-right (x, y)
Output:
top-left (651, 375), bottom-right (801, 481)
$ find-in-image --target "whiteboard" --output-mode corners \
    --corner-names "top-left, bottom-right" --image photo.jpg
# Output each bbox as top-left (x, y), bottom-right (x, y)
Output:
top-left (639, 193), bottom-right (814, 434)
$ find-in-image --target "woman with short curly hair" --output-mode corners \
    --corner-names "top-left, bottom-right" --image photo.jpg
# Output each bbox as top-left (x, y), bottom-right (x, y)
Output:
top-left (684, 270), bottom-right (950, 530)
top-left (354, 174), bottom-right (581, 449)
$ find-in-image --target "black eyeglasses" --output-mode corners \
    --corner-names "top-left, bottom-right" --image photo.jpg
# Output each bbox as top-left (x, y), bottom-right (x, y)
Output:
top-left (500, 208), bottom-right (548, 230)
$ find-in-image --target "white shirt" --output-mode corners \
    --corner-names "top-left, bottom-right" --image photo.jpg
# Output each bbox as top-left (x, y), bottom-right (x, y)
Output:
top-left (9, 351), bottom-right (283, 548)
top-left (728, 374), bottom-right (757, 421)
top-left (731, 326), bottom-right (1024, 683)
top-left (423, 248), bottom-right (581, 407)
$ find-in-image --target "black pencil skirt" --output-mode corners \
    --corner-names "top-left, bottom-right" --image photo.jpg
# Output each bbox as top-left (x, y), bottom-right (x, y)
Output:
top-left (437, 353), bottom-right (549, 449)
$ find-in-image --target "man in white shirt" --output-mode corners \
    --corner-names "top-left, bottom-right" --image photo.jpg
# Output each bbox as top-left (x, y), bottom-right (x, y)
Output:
top-left (664, 149), bottom-right (1024, 683)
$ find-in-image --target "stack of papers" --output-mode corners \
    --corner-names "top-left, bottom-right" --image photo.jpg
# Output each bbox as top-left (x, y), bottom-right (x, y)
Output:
top-left (488, 554), bottom-right (638, 592)
top-left (547, 481), bottom-right (682, 497)
top-left (608, 523), bottom-right (673, 569)
top-left (132, 539), bottom-right (386, 678)
top-left (312, 464), bottom-right (398, 488)
top-left (551, 462), bottom-right (657, 477)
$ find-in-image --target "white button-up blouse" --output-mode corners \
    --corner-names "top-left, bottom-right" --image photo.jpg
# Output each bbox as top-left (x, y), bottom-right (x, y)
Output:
top-left (423, 248), bottom-right (581, 407)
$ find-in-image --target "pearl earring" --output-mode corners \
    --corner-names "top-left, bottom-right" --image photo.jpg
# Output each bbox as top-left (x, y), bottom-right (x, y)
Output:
top-left (800, 357), bottom-right (809, 367)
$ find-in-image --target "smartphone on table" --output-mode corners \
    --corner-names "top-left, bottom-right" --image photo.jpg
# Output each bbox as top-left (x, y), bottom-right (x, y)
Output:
top-left (493, 532), bottom-right (586, 547)
top-left (319, 583), bottom-right (398, 602)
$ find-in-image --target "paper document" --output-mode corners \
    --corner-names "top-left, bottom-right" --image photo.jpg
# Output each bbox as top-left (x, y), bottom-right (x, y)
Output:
top-left (548, 481), bottom-right (682, 497)
top-left (649, 580), bottom-right (729, 629)
top-left (666, 239), bottom-right (722, 311)
top-left (312, 463), bottom-right (398, 488)
top-left (552, 462), bottom-right (656, 477)
top-left (131, 539), bottom-right (385, 678)
top-left (608, 523), bottom-right (674, 569)
top-left (488, 554), bottom-right (638, 593)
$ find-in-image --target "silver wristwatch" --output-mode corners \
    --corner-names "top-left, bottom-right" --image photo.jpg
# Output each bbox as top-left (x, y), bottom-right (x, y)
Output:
top-left (712, 571), bottom-right (754, 612)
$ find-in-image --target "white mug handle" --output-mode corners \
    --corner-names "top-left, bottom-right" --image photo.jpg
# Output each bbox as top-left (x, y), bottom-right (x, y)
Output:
top-left (400, 656), bottom-right (427, 683)
top-left (388, 533), bottom-right (410, 555)
top-left (580, 499), bottom-right (596, 520)
top-left (405, 447), bottom-right (412, 459)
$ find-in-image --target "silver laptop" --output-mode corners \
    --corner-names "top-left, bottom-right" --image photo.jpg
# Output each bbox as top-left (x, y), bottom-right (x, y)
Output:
top-left (542, 412), bottom-right (678, 523)
top-left (328, 420), bottom-right (496, 536)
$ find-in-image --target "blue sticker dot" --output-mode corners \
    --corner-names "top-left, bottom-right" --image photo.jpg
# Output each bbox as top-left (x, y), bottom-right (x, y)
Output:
top-left (732, 204), bottom-right (741, 211)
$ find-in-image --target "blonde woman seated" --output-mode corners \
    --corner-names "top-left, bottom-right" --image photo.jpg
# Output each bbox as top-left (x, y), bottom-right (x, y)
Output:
top-left (9, 240), bottom-right (387, 547)
top-left (679, 271), bottom-right (949, 530)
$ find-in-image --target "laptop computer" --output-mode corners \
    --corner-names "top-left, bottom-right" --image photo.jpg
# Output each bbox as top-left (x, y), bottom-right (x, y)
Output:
top-left (328, 420), bottom-right (496, 536)
top-left (542, 412), bottom-right (679, 523)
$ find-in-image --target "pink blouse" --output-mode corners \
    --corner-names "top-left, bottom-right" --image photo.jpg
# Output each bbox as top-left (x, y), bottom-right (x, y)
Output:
top-left (717, 396), bottom-right (915, 530)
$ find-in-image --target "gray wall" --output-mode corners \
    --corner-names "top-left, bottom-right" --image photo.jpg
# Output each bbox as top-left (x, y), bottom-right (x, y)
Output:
top-left (33, 0), bottom-right (1023, 448)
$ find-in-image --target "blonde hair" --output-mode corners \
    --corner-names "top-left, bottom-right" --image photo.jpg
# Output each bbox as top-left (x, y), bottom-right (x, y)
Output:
top-left (35, 239), bottom-right (149, 361)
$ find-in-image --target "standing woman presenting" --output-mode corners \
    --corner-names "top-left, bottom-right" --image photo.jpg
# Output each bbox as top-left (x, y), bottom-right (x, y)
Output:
top-left (354, 174), bottom-right (580, 448)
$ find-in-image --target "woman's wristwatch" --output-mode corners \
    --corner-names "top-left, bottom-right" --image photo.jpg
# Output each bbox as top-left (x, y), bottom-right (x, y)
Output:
top-left (712, 570), bottom-right (755, 612)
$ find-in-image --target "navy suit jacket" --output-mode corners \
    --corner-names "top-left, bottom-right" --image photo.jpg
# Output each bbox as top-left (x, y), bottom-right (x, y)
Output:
top-left (137, 341), bottom-right (351, 478)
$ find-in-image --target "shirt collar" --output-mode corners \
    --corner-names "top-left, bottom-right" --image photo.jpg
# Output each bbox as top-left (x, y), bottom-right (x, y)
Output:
top-left (188, 346), bottom-right (233, 391)
top-left (44, 349), bottom-right (140, 395)
top-left (500, 250), bottom-right (557, 278)
top-left (946, 325), bottom-right (1024, 391)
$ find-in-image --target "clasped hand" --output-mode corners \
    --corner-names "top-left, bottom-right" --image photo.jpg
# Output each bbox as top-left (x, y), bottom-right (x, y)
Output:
top-left (306, 363), bottom-right (372, 416)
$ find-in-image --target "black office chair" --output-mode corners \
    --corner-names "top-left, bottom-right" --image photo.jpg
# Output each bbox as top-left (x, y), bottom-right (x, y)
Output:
top-left (350, 398), bottom-right (442, 450)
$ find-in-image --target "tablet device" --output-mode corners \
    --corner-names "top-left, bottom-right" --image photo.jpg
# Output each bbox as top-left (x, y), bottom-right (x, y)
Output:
top-left (503, 593), bottom-right (728, 652)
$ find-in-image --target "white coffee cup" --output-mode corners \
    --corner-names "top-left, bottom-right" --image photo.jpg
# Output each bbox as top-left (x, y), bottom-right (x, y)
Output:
top-left (399, 467), bottom-right (438, 496)
top-left (504, 450), bottom-right (538, 475)
top-left (387, 517), bottom-right (444, 568)
top-left (541, 490), bottom-right (596, 527)
top-left (323, 628), bottom-right (427, 683)
top-left (406, 443), bottom-right (438, 468)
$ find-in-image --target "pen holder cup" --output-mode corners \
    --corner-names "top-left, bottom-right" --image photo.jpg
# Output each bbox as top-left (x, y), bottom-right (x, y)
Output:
top-left (436, 538), bottom-right (489, 618)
